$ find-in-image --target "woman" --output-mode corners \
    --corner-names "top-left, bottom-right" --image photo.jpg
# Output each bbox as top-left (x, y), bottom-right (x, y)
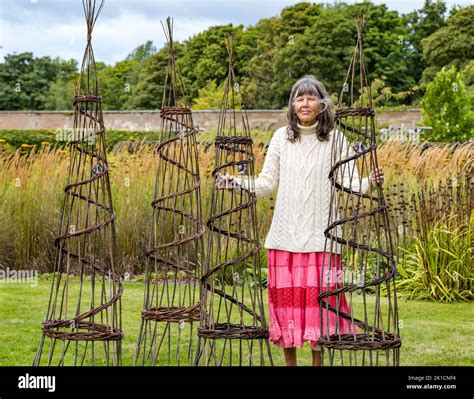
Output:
top-left (215, 75), bottom-right (385, 366)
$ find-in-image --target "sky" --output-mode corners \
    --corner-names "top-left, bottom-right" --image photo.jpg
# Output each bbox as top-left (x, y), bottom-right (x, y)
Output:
top-left (0, 0), bottom-right (471, 65)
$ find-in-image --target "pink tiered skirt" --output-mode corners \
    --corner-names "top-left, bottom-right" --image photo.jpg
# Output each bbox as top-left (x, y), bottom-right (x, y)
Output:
top-left (267, 249), bottom-right (360, 349)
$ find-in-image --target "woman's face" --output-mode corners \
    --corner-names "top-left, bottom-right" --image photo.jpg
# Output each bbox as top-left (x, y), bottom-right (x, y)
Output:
top-left (293, 94), bottom-right (321, 126)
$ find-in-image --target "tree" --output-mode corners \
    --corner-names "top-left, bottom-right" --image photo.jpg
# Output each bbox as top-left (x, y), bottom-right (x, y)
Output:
top-left (421, 6), bottom-right (474, 85)
top-left (178, 24), bottom-right (255, 100)
top-left (286, 4), bottom-right (353, 96)
top-left (43, 58), bottom-right (78, 110)
top-left (243, 2), bottom-right (322, 108)
top-left (98, 60), bottom-right (138, 110)
top-left (420, 66), bottom-right (473, 141)
top-left (367, 75), bottom-right (414, 107)
top-left (0, 53), bottom-right (77, 110)
top-left (192, 80), bottom-right (226, 110)
top-left (126, 47), bottom-right (170, 110)
top-left (345, 2), bottom-right (415, 100)
top-left (43, 74), bottom-right (78, 110)
top-left (4, 3), bottom-right (468, 111)
top-left (126, 40), bottom-right (157, 62)
top-left (244, 2), bottom-right (416, 108)
top-left (404, 0), bottom-right (447, 86)
top-left (242, 16), bottom-right (285, 109)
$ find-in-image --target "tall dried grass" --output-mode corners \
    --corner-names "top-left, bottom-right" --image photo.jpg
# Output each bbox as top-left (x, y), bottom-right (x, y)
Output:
top-left (0, 140), bottom-right (472, 277)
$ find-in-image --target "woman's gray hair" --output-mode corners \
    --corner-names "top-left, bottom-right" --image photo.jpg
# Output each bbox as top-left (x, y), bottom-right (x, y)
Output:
top-left (286, 75), bottom-right (334, 142)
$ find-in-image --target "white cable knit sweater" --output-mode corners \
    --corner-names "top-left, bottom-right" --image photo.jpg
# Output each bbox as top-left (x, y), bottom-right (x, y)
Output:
top-left (234, 122), bottom-right (370, 253)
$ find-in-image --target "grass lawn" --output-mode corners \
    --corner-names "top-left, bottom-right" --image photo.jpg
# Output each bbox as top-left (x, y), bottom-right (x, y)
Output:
top-left (0, 277), bottom-right (472, 366)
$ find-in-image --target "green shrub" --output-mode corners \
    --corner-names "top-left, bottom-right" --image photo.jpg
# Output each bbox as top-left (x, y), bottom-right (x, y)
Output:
top-left (396, 215), bottom-right (473, 303)
top-left (420, 66), bottom-right (474, 142)
top-left (0, 129), bottom-right (162, 151)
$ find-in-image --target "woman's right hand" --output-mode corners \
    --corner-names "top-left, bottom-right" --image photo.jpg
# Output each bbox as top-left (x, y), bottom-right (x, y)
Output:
top-left (214, 172), bottom-right (237, 190)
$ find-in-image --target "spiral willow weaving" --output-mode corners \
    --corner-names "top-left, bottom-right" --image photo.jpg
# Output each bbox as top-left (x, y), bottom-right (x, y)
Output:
top-left (318, 15), bottom-right (402, 366)
top-left (195, 33), bottom-right (273, 366)
top-left (134, 17), bottom-right (205, 366)
top-left (34, 0), bottom-right (123, 366)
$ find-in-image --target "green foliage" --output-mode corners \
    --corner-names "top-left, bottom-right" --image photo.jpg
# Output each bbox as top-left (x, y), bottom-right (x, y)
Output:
top-left (246, 266), bottom-right (268, 288)
top-left (0, 129), bottom-right (161, 150)
top-left (396, 217), bottom-right (473, 303)
top-left (348, 2), bottom-right (415, 97)
top-left (125, 40), bottom-right (157, 62)
top-left (243, 3), bottom-right (322, 107)
top-left (421, 5), bottom-right (474, 85)
top-left (192, 80), bottom-right (226, 110)
top-left (2, 2), bottom-right (473, 110)
top-left (404, 0), bottom-right (447, 87)
top-left (240, 17), bottom-right (284, 109)
top-left (97, 60), bottom-right (139, 110)
top-left (0, 129), bottom-right (60, 149)
top-left (0, 53), bottom-right (78, 110)
top-left (0, 128), bottom-right (276, 153)
top-left (127, 47), bottom-right (170, 110)
top-left (461, 60), bottom-right (474, 103)
top-left (99, 41), bottom-right (157, 110)
top-left (420, 66), bottom-right (474, 141)
top-left (192, 80), bottom-right (244, 110)
top-left (0, 41), bottom-right (157, 112)
top-left (178, 24), bottom-right (256, 100)
top-left (364, 76), bottom-right (416, 107)
top-left (246, 250), bottom-right (268, 288)
top-left (461, 60), bottom-right (474, 86)
top-left (43, 73), bottom-right (78, 110)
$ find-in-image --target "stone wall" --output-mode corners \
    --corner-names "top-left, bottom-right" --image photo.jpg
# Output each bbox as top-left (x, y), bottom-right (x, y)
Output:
top-left (0, 109), bottom-right (422, 131)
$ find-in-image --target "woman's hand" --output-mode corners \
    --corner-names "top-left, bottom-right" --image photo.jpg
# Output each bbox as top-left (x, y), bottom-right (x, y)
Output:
top-left (369, 166), bottom-right (385, 186)
top-left (214, 172), bottom-right (237, 190)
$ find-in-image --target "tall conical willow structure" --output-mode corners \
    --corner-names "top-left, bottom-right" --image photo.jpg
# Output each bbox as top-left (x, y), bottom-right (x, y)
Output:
top-left (34, 0), bottom-right (123, 366)
top-left (195, 33), bottom-right (273, 366)
top-left (134, 17), bottom-right (205, 366)
top-left (318, 15), bottom-right (401, 366)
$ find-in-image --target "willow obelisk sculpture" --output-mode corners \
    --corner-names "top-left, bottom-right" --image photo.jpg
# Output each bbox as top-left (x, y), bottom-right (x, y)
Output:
top-left (318, 15), bottom-right (401, 366)
top-left (134, 17), bottom-right (205, 366)
top-left (195, 33), bottom-right (273, 366)
top-left (34, 0), bottom-right (123, 366)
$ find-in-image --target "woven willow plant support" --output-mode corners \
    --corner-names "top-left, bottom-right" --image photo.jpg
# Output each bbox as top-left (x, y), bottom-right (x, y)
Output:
top-left (195, 33), bottom-right (273, 366)
top-left (134, 18), bottom-right (205, 366)
top-left (33, 0), bottom-right (123, 366)
top-left (318, 15), bottom-right (401, 366)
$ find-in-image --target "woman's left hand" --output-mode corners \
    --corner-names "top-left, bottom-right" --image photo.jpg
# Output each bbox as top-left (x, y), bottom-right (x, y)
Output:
top-left (370, 167), bottom-right (385, 186)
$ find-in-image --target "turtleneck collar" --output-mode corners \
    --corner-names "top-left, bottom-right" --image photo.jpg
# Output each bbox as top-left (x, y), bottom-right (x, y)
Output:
top-left (297, 120), bottom-right (318, 135)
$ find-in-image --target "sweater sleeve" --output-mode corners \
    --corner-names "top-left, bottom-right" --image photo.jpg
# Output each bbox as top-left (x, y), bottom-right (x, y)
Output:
top-left (335, 131), bottom-right (370, 195)
top-left (233, 129), bottom-right (281, 197)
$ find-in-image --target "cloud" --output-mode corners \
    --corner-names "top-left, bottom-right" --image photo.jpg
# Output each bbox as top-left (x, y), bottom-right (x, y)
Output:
top-left (1, 0), bottom-right (297, 64)
top-left (0, 0), bottom-right (471, 65)
top-left (0, 1), bottom-right (227, 64)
